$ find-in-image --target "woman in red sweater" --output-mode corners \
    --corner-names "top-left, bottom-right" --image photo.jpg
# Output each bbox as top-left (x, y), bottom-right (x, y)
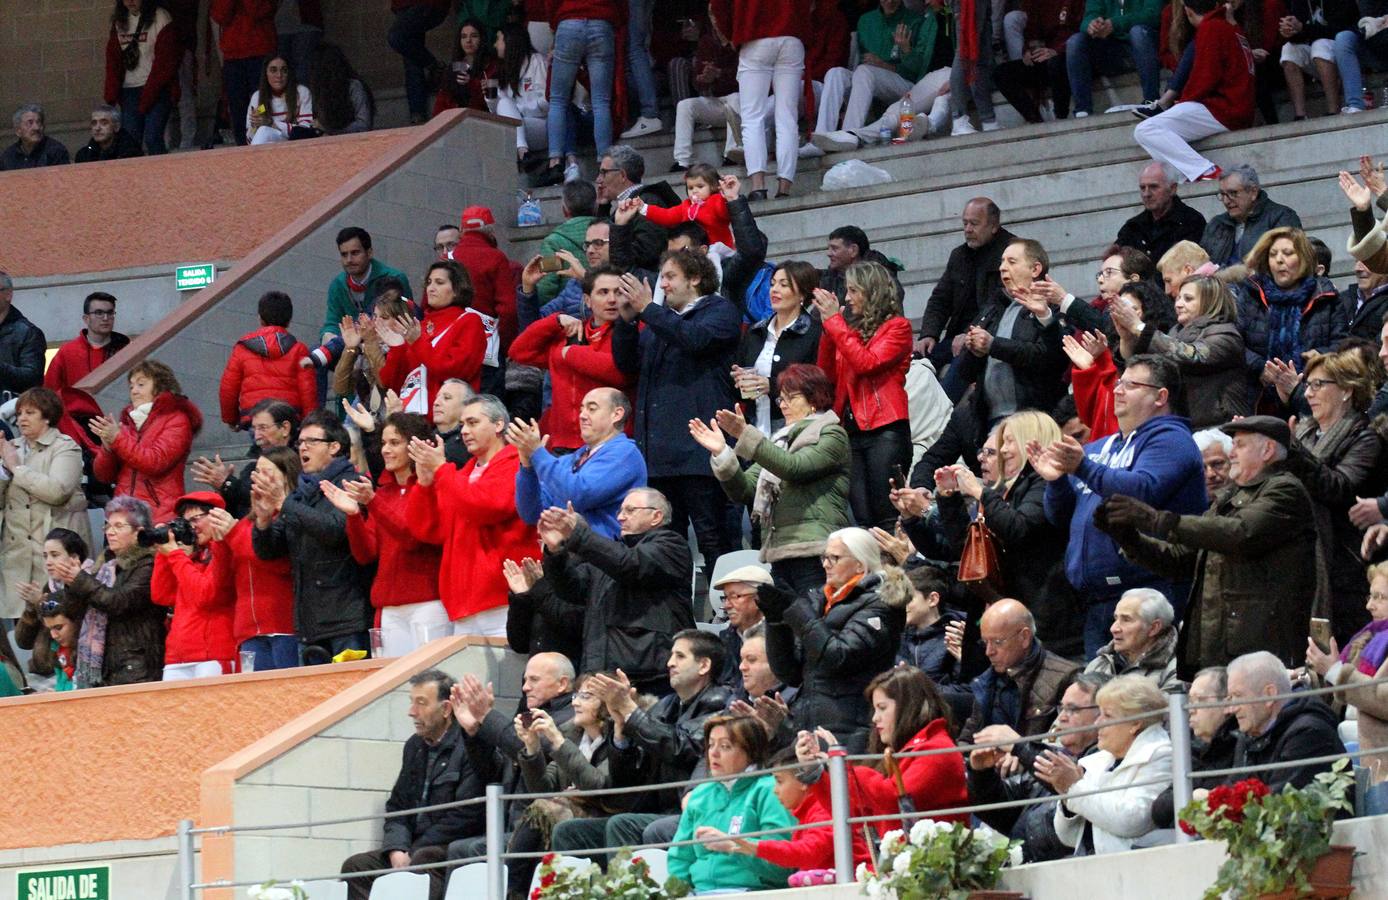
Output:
top-left (507, 265), bottom-right (633, 451)
top-left (323, 412), bottom-right (444, 657)
top-left (797, 666), bottom-right (970, 839)
top-left (379, 260), bottom-right (487, 415)
top-left (150, 492), bottom-right (238, 679)
top-left (813, 260), bottom-right (913, 529)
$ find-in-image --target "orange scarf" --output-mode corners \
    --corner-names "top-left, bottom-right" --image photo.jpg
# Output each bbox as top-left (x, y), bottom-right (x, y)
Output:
top-left (823, 573), bottom-right (865, 612)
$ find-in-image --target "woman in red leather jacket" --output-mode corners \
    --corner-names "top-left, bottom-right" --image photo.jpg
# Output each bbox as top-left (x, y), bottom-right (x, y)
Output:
top-left (813, 260), bottom-right (913, 529)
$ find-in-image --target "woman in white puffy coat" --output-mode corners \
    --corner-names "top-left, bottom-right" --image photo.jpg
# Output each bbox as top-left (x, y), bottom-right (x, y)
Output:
top-left (1051, 675), bottom-right (1174, 854)
top-left (493, 24), bottom-right (551, 160)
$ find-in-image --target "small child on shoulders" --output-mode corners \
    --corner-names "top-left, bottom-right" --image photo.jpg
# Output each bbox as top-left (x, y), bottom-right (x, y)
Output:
top-left (639, 163), bottom-right (737, 258)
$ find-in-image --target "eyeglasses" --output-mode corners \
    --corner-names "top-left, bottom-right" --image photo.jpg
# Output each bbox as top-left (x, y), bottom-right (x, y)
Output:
top-left (434, 241), bottom-right (459, 253)
top-left (297, 437), bottom-right (332, 448)
top-left (618, 505), bottom-right (657, 515)
top-left (978, 447), bottom-right (998, 458)
top-left (597, 167), bottom-right (620, 177)
top-left (723, 590), bottom-right (759, 603)
top-left (1095, 267), bottom-right (1124, 281)
top-left (86, 309), bottom-right (116, 318)
top-left (1217, 188), bottom-right (1250, 201)
top-left (183, 512), bottom-right (209, 524)
top-left (821, 553), bottom-right (849, 566)
top-left (104, 520), bottom-right (133, 532)
top-left (575, 690), bottom-right (596, 701)
top-left (1304, 378), bottom-right (1338, 393)
top-left (1058, 703), bottom-right (1099, 716)
top-left (582, 238), bottom-right (609, 249)
top-left (776, 393), bottom-right (803, 407)
top-left (979, 628), bottom-right (1025, 650)
top-left (1204, 459), bottom-right (1230, 471)
top-left (1114, 378), bottom-right (1162, 393)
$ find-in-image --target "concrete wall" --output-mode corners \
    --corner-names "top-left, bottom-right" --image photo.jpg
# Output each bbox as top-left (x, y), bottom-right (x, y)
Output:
top-left (76, 109), bottom-right (518, 456)
top-left (13, 264), bottom-right (222, 343)
top-left (0, 837), bottom-right (184, 900)
top-left (198, 637), bottom-right (525, 899)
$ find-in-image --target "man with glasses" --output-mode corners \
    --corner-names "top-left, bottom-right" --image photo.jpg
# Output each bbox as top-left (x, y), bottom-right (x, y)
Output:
top-left (595, 144), bottom-right (681, 272)
top-left (191, 399), bottom-right (298, 518)
top-left (45, 291), bottom-right (130, 394)
top-left (1199, 164), bottom-right (1302, 266)
top-left (432, 223), bottom-right (460, 261)
top-left (528, 487), bottom-right (694, 696)
top-left (1193, 427), bottom-right (1233, 497)
top-left (1033, 353), bottom-right (1206, 658)
top-left (968, 671), bottom-right (1108, 862)
top-left (711, 564), bottom-right (771, 691)
top-left (252, 410), bottom-right (371, 662)
top-left (1150, 666), bottom-right (1239, 829)
top-left (1096, 415), bottom-right (1319, 679)
top-left (959, 598), bottom-right (1081, 745)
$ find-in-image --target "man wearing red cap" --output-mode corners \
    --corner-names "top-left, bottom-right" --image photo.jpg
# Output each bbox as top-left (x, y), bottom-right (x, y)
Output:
top-left (150, 491), bottom-right (239, 679)
top-left (448, 205), bottom-right (517, 396)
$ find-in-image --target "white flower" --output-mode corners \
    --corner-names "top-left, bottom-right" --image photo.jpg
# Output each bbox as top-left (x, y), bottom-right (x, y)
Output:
top-left (893, 849), bottom-right (914, 874)
top-left (880, 828), bottom-right (905, 854)
top-left (909, 818), bottom-right (935, 845)
top-left (1008, 845), bottom-right (1024, 868)
top-left (866, 879), bottom-right (885, 900)
top-left (855, 862), bottom-right (870, 883)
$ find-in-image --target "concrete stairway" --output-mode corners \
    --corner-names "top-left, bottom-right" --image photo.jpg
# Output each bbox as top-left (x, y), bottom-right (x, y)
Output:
top-left (503, 105), bottom-right (1388, 320)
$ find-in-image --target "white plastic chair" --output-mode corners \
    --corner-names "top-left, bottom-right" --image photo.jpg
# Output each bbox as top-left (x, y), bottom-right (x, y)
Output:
top-left (705, 550), bottom-right (766, 620)
top-left (300, 881), bottom-right (348, 900)
top-left (368, 870), bottom-right (430, 900)
top-left (695, 621), bottom-right (729, 635)
top-left (528, 855), bottom-right (591, 895)
top-left (445, 862), bottom-right (501, 899)
top-left (632, 848), bottom-right (669, 885)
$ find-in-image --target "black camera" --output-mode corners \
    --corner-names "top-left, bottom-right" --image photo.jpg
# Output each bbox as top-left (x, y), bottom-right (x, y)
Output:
top-left (137, 518), bottom-right (196, 547)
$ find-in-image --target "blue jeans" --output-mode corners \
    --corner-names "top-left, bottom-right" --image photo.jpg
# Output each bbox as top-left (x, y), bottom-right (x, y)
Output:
top-left (120, 86), bottom-right (171, 155)
top-left (1066, 25), bottom-right (1160, 113)
top-left (388, 3), bottom-right (449, 119)
top-left (239, 635), bottom-right (300, 671)
top-left (1168, 39), bottom-right (1196, 95)
top-left (1336, 29), bottom-right (1369, 109)
top-left (548, 19), bottom-right (615, 159)
top-left (625, 0), bottom-right (659, 118)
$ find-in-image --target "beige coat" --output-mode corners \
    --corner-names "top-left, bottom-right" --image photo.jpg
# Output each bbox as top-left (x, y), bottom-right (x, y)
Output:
top-left (0, 428), bottom-right (91, 617)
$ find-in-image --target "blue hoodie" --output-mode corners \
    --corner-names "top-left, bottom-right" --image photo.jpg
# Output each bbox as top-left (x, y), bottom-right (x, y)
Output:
top-left (1043, 414), bottom-right (1206, 600)
top-left (515, 433), bottom-right (647, 539)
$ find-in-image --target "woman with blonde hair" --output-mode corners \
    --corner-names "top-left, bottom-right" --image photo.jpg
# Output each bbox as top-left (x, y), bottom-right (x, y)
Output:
top-left (812, 261), bottom-right (913, 528)
top-left (933, 410), bottom-right (1074, 648)
top-left (1239, 227), bottom-right (1347, 410)
top-left (1286, 349), bottom-right (1384, 643)
top-left (1124, 274), bottom-right (1248, 428)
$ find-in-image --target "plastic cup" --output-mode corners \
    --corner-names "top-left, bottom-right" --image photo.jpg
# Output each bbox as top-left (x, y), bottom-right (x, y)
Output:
top-left (239, 650), bottom-right (256, 674)
top-left (369, 627), bottom-right (386, 658)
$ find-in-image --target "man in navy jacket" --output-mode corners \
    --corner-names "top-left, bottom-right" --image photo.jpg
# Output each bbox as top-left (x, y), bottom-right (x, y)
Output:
top-left (1033, 353), bottom-right (1206, 657)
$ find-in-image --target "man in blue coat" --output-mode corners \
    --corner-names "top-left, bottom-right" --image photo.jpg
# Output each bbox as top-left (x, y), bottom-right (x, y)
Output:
top-left (611, 249), bottom-right (741, 577)
top-left (1033, 354), bottom-right (1206, 658)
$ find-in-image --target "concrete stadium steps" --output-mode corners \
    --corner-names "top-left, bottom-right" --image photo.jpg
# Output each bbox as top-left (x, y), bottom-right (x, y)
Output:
top-left (505, 106), bottom-right (1388, 322)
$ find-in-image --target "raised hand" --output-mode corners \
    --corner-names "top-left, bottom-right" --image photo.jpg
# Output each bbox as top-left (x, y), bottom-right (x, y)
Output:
top-left (191, 454), bottom-right (235, 489)
top-left (1340, 170), bottom-right (1373, 212)
top-left (342, 398), bottom-right (376, 434)
top-left (1363, 523), bottom-right (1388, 559)
top-left (502, 557), bottom-right (541, 594)
top-left (340, 315), bottom-right (362, 350)
top-left (89, 415), bottom-right (121, 448)
top-left (383, 389), bottom-right (403, 417)
top-left (505, 418), bottom-right (547, 465)
top-left (1361, 155), bottom-right (1387, 197)
top-left (205, 507), bottom-right (237, 541)
top-left (1062, 333), bottom-right (1096, 370)
top-left (890, 485), bottom-right (931, 518)
top-left (810, 287), bottom-right (841, 321)
top-left (552, 249), bottom-right (586, 280)
top-left (688, 417), bottom-right (728, 455)
top-left (952, 464), bottom-right (983, 500)
top-left (618, 272), bottom-right (653, 315)
top-left (718, 174), bottom-right (741, 202)
top-left (374, 315), bottom-right (406, 348)
top-left (407, 436), bottom-right (447, 486)
top-left (319, 478), bottom-right (360, 515)
top-left (343, 477), bottom-right (376, 508)
top-left (870, 525), bottom-right (913, 566)
top-left (713, 407), bottom-right (748, 440)
top-left (1026, 439), bottom-right (1066, 482)
top-left (613, 197), bottom-right (642, 226)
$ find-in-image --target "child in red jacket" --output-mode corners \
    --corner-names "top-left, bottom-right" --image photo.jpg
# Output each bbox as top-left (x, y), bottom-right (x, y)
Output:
top-left (639, 163), bottom-right (737, 252)
top-left (219, 291), bottom-right (317, 429)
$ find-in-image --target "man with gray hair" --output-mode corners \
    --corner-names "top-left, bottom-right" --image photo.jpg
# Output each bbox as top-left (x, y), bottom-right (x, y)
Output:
top-left (1225, 650), bottom-right (1343, 792)
top-left (1115, 161), bottom-right (1207, 264)
top-left (74, 103), bottom-right (143, 163)
top-left (1085, 588), bottom-right (1180, 690)
top-left (595, 144), bottom-right (681, 272)
top-left (1097, 415), bottom-right (1320, 680)
top-left (1200, 164), bottom-right (1302, 265)
top-left (1192, 427), bottom-right (1233, 496)
top-left (0, 103), bottom-right (70, 170)
top-left (0, 271), bottom-right (48, 397)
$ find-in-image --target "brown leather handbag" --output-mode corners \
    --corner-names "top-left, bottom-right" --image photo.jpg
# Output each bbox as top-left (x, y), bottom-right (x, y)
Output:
top-left (957, 511), bottom-right (1002, 586)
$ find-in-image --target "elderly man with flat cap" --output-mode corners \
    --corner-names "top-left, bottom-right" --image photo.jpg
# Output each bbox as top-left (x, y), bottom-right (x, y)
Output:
top-left (711, 564), bottom-right (772, 692)
top-left (1094, 415), bottom-right (1323, 680)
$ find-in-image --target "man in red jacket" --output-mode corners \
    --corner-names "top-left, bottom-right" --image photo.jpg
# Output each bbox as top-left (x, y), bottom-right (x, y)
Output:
top-left (1132, 0), bottom-right (1255, 182)
top-left (45, 292), bottom-right (130, 393)
top-left (448, 205), bottom-right (517, 396)
top-left (219, 291), bottom-right (317, 429)
top-left (407, 394), bottom-right (538, 637)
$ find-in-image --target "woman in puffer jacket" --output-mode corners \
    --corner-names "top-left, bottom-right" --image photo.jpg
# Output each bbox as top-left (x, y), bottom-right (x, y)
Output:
top-left (756, 526), bottom-right (908, 751)
top-left (92, 359), bottom-right (202, 523)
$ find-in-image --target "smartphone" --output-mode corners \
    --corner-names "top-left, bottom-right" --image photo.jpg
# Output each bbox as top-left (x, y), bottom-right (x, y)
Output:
top-left (519, 710), bottom-right (535, 728)
top-left (538, 255), bottom-right (565, 273)
top-left (1310, 617), bottom-right (1332, 653)
top-left (891, 464), bottom-right (908, 489)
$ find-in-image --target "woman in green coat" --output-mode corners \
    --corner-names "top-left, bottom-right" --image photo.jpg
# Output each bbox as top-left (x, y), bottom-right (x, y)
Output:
top-left (669, 715), bottom-right (797, 893)
top-left (690, 363), bottom-right (850, 595)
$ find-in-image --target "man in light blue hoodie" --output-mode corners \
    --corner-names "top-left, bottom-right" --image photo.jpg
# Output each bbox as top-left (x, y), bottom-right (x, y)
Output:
top-left (509, 386), bottom-right (646, 539)
top-left (1036, 354), bottom-right (1206, 658)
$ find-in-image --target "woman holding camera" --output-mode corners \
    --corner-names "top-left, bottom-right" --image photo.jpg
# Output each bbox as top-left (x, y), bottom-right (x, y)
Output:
top-left (91, 360), bottom-right (203, 523)
top-left (150, 492), bottom-right (240, 680)
top-left (59, 496), bottom-right (162, 686)
top-left (0, 388), bottom-right (92, 623)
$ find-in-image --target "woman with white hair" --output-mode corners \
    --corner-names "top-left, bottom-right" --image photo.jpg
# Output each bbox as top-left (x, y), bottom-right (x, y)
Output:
top-left (753, 526), bottom-right (908, 750)
top-left (1051, 675), bottom-right (1173, 854)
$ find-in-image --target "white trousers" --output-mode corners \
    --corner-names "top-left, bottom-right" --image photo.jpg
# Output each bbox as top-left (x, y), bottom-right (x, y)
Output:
top-left (842, 65), bottom-right (915, 131)
top-left (673, 92), bottom-right (763, 164)
top-left (380, 599), bottom-right (452, 657)
top-left (737, 36), bottom-right (805, 182)
top-left (855, 66), bottom-right (953, 138)
top-left (1133, 101), bottom-right (1227, 182)
top-left (163, 660), bottom-right (227, 681)
top-left (451, 605), bottom-right (509, 638)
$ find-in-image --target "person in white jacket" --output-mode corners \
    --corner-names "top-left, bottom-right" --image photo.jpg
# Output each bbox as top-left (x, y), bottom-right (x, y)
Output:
top-left (1049, 675), bottom-right (1174, 854)
top-left (493, 24), bottom-right (551, 161)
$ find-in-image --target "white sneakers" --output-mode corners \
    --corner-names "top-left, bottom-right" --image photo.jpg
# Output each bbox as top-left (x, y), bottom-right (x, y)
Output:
top-left (798, 141), bottom-right (827, 158)
top-left (563, 161), bottom-right (581, 183)
top-left (1341, 105), bottom-right (1366, 115)
top-left (951, 116), bottom-right (977, 136)
top-left (811, 131), bottom-right (861, 152)
top-left (620, 116), bottom-right (663, 138)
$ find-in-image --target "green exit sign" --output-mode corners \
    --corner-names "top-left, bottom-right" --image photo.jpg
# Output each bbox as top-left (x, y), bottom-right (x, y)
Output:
top-left (17, 866), bottom-right (109, 900)
top-left (175, 263), bottom-right (215, 291)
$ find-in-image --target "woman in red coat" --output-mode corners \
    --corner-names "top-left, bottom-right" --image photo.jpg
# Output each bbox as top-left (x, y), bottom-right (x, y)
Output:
top-left (322, 412), bottom-right (445, 656)
top-left (379, 260), bottom-right (487, 415)
top-left (150, 491), bottom-right (238, 679)
top-left (797, 666), bottom-right (970, 838)
top-left (813, 260), bottom-right (913, 529)
top-left (91, 360), bottom-right (202, 524)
